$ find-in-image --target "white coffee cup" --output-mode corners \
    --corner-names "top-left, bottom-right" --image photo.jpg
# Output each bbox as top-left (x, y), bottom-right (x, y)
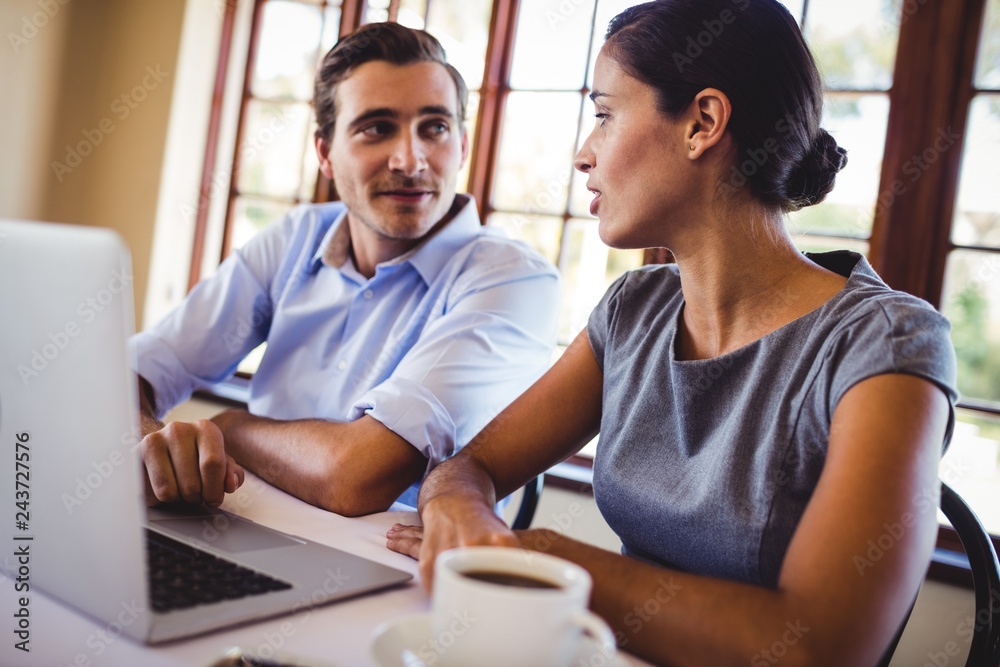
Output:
top-left (429, 546), bottom-right (617, 667)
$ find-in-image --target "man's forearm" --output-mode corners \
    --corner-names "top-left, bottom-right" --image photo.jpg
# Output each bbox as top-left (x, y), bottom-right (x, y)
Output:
top-left (214, 409), bottom-right (426, 516)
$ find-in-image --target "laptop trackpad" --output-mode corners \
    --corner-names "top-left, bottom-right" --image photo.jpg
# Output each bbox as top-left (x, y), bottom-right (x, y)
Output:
top-left (151, 514), bottom-right (304, 554)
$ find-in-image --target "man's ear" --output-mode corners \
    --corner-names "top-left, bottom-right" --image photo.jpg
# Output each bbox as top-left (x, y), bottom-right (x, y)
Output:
top-left (684, 88), bottom-right (732, 158)
top-left (315, 135), bottom-right (334, 180)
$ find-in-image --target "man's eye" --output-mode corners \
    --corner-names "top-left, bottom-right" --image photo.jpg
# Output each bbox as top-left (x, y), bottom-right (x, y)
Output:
top-left (423, 122), bottom-right (449, 137)
top-left (362, 122), bottom-right (393, 137)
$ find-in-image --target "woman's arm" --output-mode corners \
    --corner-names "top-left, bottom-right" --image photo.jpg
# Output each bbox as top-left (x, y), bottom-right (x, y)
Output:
top-left (387, 328), bottom-right (605, 587)
top-left (510, 373), bottom-right (948, 667)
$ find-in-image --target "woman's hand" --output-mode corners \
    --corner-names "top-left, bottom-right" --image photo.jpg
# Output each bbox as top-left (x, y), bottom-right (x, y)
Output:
top-left (386, 495), bottom-right (520, 591)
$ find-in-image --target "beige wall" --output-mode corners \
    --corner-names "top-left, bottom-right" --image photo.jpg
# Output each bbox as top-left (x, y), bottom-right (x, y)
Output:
top-left (0, 0), bottom-right (188, 324)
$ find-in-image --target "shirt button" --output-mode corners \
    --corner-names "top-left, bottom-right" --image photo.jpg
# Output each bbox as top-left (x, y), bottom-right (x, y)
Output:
top-left (363, 289), bottom-right (374, 300)
top-left (337, 360), bottom-right (347, 371)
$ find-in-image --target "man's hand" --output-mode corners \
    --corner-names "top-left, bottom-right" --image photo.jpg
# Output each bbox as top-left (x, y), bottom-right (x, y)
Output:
top-left (386, 495), bottom-right (519, 591)
top-left (138, 418), bottom-right (244, 507)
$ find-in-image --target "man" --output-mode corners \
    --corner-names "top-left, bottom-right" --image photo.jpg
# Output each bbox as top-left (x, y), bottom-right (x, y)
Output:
top-left (131, 23), bottom-right (559, 516)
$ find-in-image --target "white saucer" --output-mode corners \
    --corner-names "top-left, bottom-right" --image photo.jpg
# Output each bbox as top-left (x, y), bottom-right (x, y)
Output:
top-left (370, 612), bottom-right (628, 667)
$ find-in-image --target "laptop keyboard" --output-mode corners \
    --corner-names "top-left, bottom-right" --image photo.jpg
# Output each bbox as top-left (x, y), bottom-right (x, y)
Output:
top-left (145, 529), bottom-right (292, 613)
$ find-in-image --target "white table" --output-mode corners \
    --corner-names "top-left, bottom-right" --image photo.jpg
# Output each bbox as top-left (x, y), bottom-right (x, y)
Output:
top-left (0, 474), bottom-right (651, 667)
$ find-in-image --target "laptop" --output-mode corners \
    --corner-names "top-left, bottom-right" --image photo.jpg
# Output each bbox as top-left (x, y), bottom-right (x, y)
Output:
top-left (0, 219), bottom-right (412, 644)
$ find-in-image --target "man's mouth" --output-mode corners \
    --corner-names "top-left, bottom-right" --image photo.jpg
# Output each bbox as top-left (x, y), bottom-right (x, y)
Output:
top-left (379, 189), bottom-right (435, 203)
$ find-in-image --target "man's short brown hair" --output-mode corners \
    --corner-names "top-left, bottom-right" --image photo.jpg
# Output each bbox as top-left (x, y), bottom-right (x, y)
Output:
top-left (313, 22), bottom-right (469, 142)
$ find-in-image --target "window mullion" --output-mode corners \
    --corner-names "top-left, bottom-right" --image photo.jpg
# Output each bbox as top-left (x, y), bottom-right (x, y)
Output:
top-left (466, 0), bottom-right (519, 221)
top-left (869, 0), bottom-right (987, 304)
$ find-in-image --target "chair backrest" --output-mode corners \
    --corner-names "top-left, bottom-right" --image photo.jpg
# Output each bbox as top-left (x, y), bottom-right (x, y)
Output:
top-left (940, 482), bottom-right (1000, 665)
top-left (510, 474), bottom-right (544, 530)
top-left (879, 482), bottom-right (1000, 666)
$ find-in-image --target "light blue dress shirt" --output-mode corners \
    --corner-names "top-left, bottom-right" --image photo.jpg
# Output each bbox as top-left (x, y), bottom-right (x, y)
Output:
top-left (130, 195), bottom-right (560, 507)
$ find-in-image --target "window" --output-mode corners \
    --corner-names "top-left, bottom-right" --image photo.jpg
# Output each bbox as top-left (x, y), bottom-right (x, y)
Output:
top-left (174, 0), bottom-right (1000, 538)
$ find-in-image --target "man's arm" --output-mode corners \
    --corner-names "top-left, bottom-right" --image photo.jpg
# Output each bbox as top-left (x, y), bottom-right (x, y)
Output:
top-left (211, 258), bottom-right (558, 517)
top-left (212, 411), bottom-right (428, 516)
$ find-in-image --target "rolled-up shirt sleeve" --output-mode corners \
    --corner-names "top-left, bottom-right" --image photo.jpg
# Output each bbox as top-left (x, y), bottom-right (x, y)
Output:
top-left (128, 215), bottom-right (295, 419)
top-left (350, 252), bottom-right (560, 472)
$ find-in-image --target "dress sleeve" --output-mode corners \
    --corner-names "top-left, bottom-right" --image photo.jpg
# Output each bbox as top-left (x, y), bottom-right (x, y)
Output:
top-left (587, 272), bottom-right (630, 372)
top-left (827, 295), bottom-right (959, 446)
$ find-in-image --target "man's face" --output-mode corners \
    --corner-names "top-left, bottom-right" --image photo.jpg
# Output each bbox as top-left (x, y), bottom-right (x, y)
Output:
top-left (316, 60), bottom-right (468, 243)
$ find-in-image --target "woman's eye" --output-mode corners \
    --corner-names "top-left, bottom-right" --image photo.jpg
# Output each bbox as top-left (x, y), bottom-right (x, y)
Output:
top-left (594, 113), bottom-right (609, 126)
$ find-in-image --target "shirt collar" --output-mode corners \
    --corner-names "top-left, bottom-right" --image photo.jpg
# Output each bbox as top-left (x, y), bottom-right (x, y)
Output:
top-left (311, 194), bottom-right (482, 285)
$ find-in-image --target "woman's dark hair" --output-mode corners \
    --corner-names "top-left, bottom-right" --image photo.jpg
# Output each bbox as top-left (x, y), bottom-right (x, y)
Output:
top-left (604, 0), bottom-right (847, 211)
top-left (313, 22), bottom-right (468, 142)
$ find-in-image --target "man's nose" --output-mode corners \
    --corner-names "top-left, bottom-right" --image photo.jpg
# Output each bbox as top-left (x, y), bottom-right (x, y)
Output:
top-left (388, 131), bottom-right (428, 176)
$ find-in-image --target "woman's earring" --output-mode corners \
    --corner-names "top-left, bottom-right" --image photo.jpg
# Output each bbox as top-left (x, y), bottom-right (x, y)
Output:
top-left (689, 145), bottom-right (696, 151)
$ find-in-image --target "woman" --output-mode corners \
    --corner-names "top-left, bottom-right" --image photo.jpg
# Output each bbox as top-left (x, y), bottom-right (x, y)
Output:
top-left (387, 1), bottom-right (957, 664)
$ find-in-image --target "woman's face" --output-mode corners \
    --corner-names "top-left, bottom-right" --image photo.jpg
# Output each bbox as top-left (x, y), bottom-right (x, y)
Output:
top-left (574, 50), bottom-right (693, 249)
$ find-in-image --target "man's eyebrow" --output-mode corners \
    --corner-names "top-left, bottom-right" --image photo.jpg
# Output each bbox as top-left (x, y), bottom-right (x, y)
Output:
top-left (418, 105), bottom-right (457, 119)
top-left (345, 105), bottom-right (456, 131)
top-left (347, 108), bottom-right (398, 132)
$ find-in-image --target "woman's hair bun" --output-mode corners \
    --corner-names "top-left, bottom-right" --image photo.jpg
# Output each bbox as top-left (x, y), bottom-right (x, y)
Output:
top-left (781, 129), bottom-right (848, 211)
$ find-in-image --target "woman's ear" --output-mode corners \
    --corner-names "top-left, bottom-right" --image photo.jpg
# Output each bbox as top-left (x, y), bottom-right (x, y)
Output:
top-left (685, 88), bottom-right (732, 159)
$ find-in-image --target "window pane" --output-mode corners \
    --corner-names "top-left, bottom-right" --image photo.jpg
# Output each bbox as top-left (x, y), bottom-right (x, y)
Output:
top-left (804, 0), bottom-right (899, 90)
top-left (365, 0), bottom-right (390, 24)
top-left (457, 92), bottom-right (480, 194)
top-left (787, 94), bottom-right (889, 239)
top-left (398, 0), bottom-right (427, 28)
top-left (977, 0), bottom-right (1000, 89)
top-left (491, 92), bottom-right (581, 215)
top-left (776, 0), bottom-right (805, 23)
top-left (509, 0), bottom-right (595, 91)
top-left (557, 218), bottom-right (643, 344)
top-left (486, 213), bottom-right (563, 266)
top-left (237, 101), bottom-right (311, 200)
top-left (299, 118), bottom-right (321, 202)
top-left (942, 249), bottom-right (1000, 404)
top-left (320, 5), bottom-right (342, 55)
top-left (586, 1), bottom-right (647, 88)
top-left (229, 197), bottom-right (297, 252)
top-left (941, 409), bottom-right (1000, 534)
top-left (570, 100), bottom-right (596, 218)
top-left (952, 95), bottom-right (1000, 248)
top-left (791, 233), bottom-right (868, 256)
top-left (252, 1), bottom-right (324, 101)
top-left (426, 0), bottom-right (492, 89)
